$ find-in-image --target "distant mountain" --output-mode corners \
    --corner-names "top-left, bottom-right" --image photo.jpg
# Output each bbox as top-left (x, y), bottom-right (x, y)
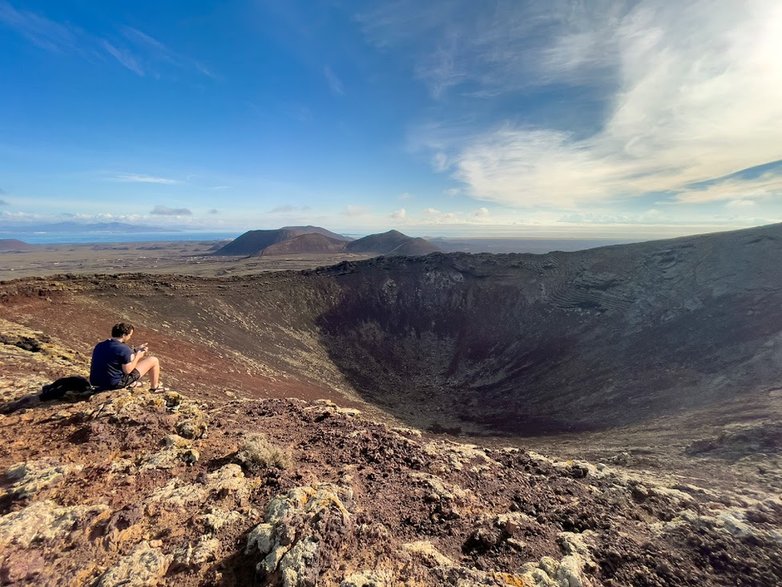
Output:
top-left (262, 233), bottom-right (348, 255)
top-left (280, 226), bottom-right (352, 242)
top-left (214, 227), bottom-right (439, 257)
top-left (0, 239), bottom-right (35, 252)
top-left (213, 226), bottom-right (352, 256)
top-left (345, 230), bottom-right (441, 255)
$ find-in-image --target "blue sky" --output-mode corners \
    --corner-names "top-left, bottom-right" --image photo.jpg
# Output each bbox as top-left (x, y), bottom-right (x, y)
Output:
top-left (1, 0), bottom-right (781, 238)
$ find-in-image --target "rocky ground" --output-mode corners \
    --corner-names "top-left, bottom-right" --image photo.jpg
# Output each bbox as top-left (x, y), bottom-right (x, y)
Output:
top-left (1, 322), bottom-right (781, 586)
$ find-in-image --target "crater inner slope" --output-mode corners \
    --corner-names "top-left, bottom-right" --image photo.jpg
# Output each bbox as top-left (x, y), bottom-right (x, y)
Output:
top-left (2, 223), bottom-right (781, 436)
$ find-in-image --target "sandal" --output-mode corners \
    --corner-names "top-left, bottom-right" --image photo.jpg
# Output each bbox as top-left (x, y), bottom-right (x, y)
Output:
top-left (149, 386), bottom-right (170, 393)
top-left (126, 381), bottom-right (143, 389)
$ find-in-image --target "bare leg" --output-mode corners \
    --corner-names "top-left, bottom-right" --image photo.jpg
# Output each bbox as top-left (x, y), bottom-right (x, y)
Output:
top-left (135, 356), bottom-right (160, 388)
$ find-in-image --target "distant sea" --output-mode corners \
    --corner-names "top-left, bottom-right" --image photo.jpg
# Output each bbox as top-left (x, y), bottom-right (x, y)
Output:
top-left (0, 231), bottom-right (240, 245)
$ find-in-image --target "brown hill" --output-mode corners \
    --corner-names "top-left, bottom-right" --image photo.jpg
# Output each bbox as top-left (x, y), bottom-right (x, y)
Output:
top-left (0, 239), bottom-right (35, 252)
top-left (215, 227), bottom-right (438, 258)
top-left (280, 226), bottom-right (351, 241)
top-left (345, 230), bottom-right (440, 255)
top-left (262, 233), bottom-right (348, 255)
top-left (213, 226), bottom-right (350, 256)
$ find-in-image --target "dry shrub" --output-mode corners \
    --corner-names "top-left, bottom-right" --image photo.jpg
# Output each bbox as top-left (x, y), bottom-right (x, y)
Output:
top-left (236, 433), bottom-right (291, 470)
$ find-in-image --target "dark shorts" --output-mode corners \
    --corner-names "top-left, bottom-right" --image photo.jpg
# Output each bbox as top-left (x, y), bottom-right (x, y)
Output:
top-left (117, 369), bottom-right (141, 389)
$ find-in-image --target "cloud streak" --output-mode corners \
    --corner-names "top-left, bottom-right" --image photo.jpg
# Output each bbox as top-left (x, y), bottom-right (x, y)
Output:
top-left (0, 1), bottom-right (80, 53)
top-left (323, 66), bottom-right (345, 95)
top-left (121, 26), bottom-right (216, 79)
top-left (110, 173), bottom-right (180, 185)
top-left (358, 0), bottom-right (620, 99)
top-left (101, 40), bottom-right (144, 76)
top-left (0, 3), bottom-right (213, 80)
top-left (150, 205), bottom-right (192, 216)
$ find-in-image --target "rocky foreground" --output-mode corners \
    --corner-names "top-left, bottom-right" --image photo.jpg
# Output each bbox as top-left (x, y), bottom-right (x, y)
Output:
top-left (1, 323), bottom-right (781, 586)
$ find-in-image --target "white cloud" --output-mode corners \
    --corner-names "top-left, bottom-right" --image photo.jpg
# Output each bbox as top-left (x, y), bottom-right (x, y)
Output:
top-left (406, 1), bottom-right (782, 212)
top-left (473, 207), bottom-right (490, 218)
top-left (422, 208), bottom-right (457, 223)
top-left (398, 192), bottom-right (413, 200)
top-left (0, 6), bottom-right (213, 79)
top-left (725, 199), bottom-right (756, 210)
top-left (268, 205), bottom-right (311, 214)
top-left (391, 208), bottom-right (407, 220)
top-left (151, 205), bottom-right (191, 216)
top-left (101, 40), bottom-right (144, 76)
top-left (0, 210), bottom-right (37, 219)
top-left (344, 205), bottom-right (369, 217)
top-left (0, 1), bottom-right (80, 53)
top-left (110, 173), bottom-right (180, 185)
top-left (675, 173), bottom-right (782, 204)
top-left (323, 65), bottom-right (345, 96)
top-left (358, 1), bottom-right (621, 98)
top-left (432, 152), bottom-right (449, 172)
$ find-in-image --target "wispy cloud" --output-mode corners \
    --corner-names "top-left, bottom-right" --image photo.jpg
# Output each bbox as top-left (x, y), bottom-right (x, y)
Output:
top-left (675, 172), bottom-right (782, 205)
top-left (410, 1), bottom-right (782, 210)
top-left (344, 205), bottom-right (369, 217)
top-left (121, 26), bottom-right (216, 79)
top-left (398, 192), bottom-right (413, 201)
top-left (101, 40), bottom-right (144, 76)
top-left (0, 4), bottom-right (213, 80)
top-left (269, 205), bottom-right (311, 214)
top-left (0, 199), bottom-right (8, 206)
top-left (150, 205), bottom-right (192, 216)
top-left (0, 1), bottom-right (80, 53)
top-left (110, 173), bottom-right (181, 185)
top-left (323, 65), bottom-right (345, 96)
top-left (358, 0), bottom-right (618, 99)
top-left (390, 208), bottom-right (407, 220)
top-left (208, 208), bottom-right (220, 214)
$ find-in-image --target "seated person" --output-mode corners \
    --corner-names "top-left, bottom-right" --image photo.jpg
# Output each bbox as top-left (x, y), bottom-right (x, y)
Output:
top-left (90, 322), bottom-right (165, 392)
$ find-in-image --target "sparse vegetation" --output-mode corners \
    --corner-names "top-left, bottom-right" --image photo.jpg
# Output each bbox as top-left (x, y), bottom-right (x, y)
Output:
top-left (235, 433), bottom-right (291, 470)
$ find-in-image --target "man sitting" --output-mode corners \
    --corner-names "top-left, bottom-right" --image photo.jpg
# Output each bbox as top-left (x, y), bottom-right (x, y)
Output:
top-left (90, 322), bottom-right (165, 392)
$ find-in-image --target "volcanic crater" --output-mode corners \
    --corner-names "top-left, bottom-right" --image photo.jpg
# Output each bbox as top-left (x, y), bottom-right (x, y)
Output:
top-left (2, 224), bottom-right (782, 586)
top-left (3, 223), bottom-right (781, 438)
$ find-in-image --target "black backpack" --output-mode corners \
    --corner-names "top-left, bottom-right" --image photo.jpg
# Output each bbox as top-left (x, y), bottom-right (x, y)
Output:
top-left (40, 376), bottom-right (95, 401)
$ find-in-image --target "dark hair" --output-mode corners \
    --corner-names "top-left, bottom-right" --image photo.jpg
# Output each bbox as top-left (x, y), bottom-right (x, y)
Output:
top-left (111, 322), bottom-right (134, 338)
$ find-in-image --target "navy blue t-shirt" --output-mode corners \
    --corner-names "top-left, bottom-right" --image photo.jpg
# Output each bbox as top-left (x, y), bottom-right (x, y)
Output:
top-left (90, 339), bottom-right (133, 389)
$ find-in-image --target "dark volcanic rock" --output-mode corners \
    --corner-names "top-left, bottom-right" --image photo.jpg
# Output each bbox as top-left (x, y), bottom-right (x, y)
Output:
top-left (313, 224), bottom-right (782, 432)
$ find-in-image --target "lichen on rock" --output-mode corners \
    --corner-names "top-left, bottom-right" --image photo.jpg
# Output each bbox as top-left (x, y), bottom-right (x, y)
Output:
top-left (0, 500), bottom-right (108, 549)
top-left (96, 541), bottom-right (171, 587)
top-left (246, 483), bottom-right (354, 583)
top-left (2, 459), bottom-right (83, 498)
